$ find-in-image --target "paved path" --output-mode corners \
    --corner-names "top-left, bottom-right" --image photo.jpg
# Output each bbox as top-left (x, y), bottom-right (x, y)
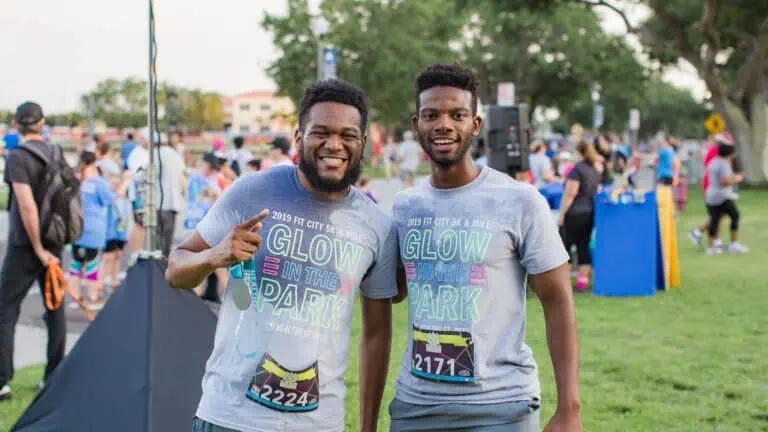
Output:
top-left (4, 176), bottom-right (410, 370)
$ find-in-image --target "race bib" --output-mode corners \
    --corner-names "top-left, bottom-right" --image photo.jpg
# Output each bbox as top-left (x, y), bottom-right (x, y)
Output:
top-left (246, 354), bottom-right (320, 412)
top-left (411, 325), bottom-right (475, 383)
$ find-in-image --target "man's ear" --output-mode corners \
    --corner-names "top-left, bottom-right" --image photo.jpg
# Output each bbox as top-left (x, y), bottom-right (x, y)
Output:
top-left (472, 115), bottom-right (483, 137)
top-left (294, 128), bottom-right (303, 154)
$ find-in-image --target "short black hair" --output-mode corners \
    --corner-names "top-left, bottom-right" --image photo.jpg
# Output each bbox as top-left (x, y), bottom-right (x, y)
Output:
top-left (247, 159), bottom-right (262, 170)
top-left (298, 79), bottom-right (368, 132)
top-left (717, 143), bottom-right (735, 158)
top-left (233, 136), bottom-right (244, 149)
top-left (415, 63), bottom-right (478, 114)
top-left (127, 132), bottom-right (134, 140)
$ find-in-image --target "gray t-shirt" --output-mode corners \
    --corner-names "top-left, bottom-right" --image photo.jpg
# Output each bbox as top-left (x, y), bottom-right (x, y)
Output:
top-left (705, 157), bottom-right (734, 205)
top-left (195, 166), bottom-right (398, 432)
top-left (528, 153), bottom-right (552, 188)
top-left (398, 140), bottom-right (422, 172)
top-left (392, 167), bottom-right (568, 406)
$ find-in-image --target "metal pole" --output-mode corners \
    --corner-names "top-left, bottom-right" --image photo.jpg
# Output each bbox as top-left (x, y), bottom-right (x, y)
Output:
top-left (145, 0), bottom-right (157, 254)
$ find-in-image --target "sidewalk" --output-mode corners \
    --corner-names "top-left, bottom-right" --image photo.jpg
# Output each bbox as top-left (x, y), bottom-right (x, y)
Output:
top-left (14, 326), bottom-right (80, 370)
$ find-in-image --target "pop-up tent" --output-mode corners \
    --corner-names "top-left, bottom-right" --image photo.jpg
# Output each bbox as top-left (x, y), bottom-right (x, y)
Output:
top-left (13, 259), bottom-right (217, 432)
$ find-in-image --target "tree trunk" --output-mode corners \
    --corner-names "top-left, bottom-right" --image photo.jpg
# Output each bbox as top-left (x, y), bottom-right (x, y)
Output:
top-left (716, 95), bottom-right (768, 186)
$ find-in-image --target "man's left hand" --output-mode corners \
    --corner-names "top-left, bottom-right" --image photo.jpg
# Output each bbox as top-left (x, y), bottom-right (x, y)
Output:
top-left (543, 408), bottom-right (582, 432)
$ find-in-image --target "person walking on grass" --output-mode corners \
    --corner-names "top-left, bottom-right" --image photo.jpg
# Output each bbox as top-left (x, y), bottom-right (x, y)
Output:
top-left (704, 143), bottom-right (748, 256)
top-left (166, 79), bottom-right (398, 432)
top-left (388, 64), bottom-right (581, 432)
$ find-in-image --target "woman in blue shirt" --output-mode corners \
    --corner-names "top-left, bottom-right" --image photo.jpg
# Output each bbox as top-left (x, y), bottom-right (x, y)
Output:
top-left (69, 152), bottom-right (116, 310)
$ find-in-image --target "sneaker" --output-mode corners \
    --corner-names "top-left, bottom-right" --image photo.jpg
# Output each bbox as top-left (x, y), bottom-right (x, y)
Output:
top-left (0, 384), bottom-right (11, 401)
top-left (706, 247), bottom-right (722, 256)
top-left (727, 242), bottom-right (749, 254)
top-left (37, 381), bottom-right (45, 391)
top-left (88, 299), bottom-right (105, 311)
top-left (688, 229), bottom-right (702, 247)
top-left (575, 275), bottom-right (589, 292)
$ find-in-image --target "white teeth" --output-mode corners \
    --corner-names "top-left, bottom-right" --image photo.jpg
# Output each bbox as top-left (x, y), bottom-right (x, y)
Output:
top-left (433, 139), bottom-right (454, 144)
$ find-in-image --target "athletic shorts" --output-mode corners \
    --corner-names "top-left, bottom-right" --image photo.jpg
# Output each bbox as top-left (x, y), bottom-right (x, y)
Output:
top-left (389, 398), bottom-right (540, 432)
top-left (69, 246), bottom-right (100, 281)
top-left (104, 239), bottom-right (126, 253)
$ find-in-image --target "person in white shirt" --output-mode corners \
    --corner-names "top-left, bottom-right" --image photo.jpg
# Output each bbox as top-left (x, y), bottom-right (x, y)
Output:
top-left (397, 131), bottom-right (422, 188)
top-left (269, 136), bottom-right (294, 168)
top-left (153, 131), bottom-right (186, 257)
top-left (225, 136), bottom-right (253, 177)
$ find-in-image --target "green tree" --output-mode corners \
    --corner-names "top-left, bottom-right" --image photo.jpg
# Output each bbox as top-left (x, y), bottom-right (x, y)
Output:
top-left (457, 1), bottom-right (646, 125)
top-left (262, 0), bottom-right (465, 127)
top-left (479, 0), bottom-right (768, 183)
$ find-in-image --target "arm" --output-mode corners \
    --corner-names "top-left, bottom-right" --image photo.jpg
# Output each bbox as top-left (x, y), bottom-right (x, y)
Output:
top-left (392, 258), bottom-right (408, 304)
top-left (358, 296), bottom-right (393, 432)
top-left (166, 210), bottom-right (269, 289)
top-left (12, 182), bottom-right (49, 262)
top-left (557, 179), bottom-right (580, 225)
top-left (530, 264), bottom-right (582, 429)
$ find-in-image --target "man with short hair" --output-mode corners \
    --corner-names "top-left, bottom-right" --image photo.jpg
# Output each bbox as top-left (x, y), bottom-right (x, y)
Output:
top-left (226, 136), bottom-right (253, 177)
top-left (95, 141), bottom-right (121, 177)
top-left (389, 64), bottom-right (582, 432)
top-left (0, 102), bottom-right (67, 401)
top-left (268, 136), bottom-right (294, 168)
top-left (121, 132), bottom-right (138, 168)
top-left (396, 130), bottom-right (422, 188)
top-left (167, 79), bottom-right (398, 432)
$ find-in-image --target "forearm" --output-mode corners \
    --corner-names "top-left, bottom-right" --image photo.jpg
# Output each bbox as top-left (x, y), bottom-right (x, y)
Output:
top-left (166, 247), bottom-right (219, 289)
top-left (542, 294), bottom-right (581, 412)
top-left (559, 195), bottom-right (575, 217)
top-left (19, 205), bottom-right (43, 252)
top-left (359, 325), bottom-right (392, 431)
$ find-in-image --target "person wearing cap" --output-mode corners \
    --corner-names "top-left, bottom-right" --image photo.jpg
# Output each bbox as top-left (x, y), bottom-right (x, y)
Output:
top-left (268, 136), bottom-right (294, 168)
top-left (0, 102), bottom-right (67, 401)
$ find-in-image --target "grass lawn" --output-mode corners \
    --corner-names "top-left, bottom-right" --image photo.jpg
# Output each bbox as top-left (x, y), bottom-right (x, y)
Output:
top-left (2, 190), bottom-right (767, 432)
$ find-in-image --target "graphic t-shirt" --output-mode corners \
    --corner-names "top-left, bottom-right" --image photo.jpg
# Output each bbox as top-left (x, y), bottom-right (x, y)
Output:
top-left (75, 176), bottom-right (116, 249)
top-left (392, 167), bottom-right (569, 405)
top-left (195, 166), bottom-right (398, 432)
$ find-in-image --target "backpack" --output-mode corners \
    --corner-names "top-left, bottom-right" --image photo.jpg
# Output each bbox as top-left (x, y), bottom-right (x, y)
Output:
top-left (18, 143), bottom-right (84, 250)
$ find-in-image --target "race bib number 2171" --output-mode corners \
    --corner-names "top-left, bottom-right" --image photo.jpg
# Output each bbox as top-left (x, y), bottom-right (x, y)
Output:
top-left (410, 325), bottom-right (475, 384)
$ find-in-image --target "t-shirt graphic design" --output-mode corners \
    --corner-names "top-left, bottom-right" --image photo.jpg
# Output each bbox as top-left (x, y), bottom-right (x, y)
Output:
top-left (194, 167), bottom-right (397, 432)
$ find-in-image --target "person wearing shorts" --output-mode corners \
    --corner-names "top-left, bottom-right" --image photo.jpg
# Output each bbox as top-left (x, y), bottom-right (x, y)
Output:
top-left (166, 79), bottom-right (398, 432)
top-left (389, 64), bottom-right (581, 432)
top-left (69, 151), bottom-right (116, 310)
top-left (101, 172), bottom-right (131, 293)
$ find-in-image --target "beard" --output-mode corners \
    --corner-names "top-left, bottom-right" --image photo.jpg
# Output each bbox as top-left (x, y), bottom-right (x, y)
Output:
top-left (420, 133), bottom-right (474, 168)
top-left (298, 149), bottom-right (362, 193)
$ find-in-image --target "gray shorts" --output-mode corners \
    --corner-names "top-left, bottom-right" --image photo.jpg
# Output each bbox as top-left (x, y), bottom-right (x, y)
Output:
top-left (389, 398), bottom-right (540, 432)
top-left (191, 417), bottom-right (239, 432)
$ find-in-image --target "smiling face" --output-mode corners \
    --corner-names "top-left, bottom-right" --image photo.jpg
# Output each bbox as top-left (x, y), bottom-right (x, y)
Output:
top-left (295, 101), bottom-right (366, 194)
top-left (413, 86), bottom-right (481, 168)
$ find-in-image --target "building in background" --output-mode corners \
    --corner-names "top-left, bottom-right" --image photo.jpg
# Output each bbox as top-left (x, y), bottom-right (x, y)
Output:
top-left (223, 91), bottom-right (295, 138)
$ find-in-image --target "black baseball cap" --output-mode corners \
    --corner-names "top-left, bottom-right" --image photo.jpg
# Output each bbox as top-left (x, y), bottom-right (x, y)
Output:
top-left (15, 102), bottom-right (45, 126)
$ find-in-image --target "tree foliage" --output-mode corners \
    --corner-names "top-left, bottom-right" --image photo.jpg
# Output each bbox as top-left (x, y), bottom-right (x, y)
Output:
top-left (81, 78), bottom-right (224, 131)
top-left (263, 0), bottom-right (464, 127)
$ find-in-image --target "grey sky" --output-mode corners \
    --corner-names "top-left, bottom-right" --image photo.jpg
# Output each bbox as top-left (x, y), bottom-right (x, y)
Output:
top-left (0, 0), bottom-right (703, 113)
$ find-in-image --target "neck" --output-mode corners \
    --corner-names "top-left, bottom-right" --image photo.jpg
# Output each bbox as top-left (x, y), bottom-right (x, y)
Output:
top-left (22, 134), bottom-right (44, 143)
top-left (297, 167), bottom-right (349, 201)
top-left (83, 166), bottom-right (98, 178)
top-left (430, 157), bottom-right (480, 189)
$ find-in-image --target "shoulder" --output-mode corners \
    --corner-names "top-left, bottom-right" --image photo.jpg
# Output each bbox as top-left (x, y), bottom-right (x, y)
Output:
top-left (483, 167), bottom-right (544, 204)
top-left (350, 187), bottom-right (393, 228)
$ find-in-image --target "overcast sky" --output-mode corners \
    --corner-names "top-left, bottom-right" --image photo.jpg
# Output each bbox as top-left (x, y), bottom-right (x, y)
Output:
top-left (0, 0), bottom-right (704, 113)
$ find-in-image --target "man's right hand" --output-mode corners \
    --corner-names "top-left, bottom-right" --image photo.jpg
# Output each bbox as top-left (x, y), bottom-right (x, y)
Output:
top-left (35, 248), bottom-right (59, 266)
top-left (734, 174), bottom-right (744, 184)
top-left (210, 209), bottom-right (270, 268)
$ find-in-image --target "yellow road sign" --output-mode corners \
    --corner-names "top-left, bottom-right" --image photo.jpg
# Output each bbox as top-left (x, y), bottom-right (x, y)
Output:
top-left (704, 113), bottom-right (726, 134)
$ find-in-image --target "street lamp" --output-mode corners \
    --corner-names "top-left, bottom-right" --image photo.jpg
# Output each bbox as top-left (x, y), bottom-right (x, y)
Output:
top-left (313, 16), bottom-right (337, 82)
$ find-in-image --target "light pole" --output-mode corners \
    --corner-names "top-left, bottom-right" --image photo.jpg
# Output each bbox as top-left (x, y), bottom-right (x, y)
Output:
top-left (314, 16), bottom-right (337, 81)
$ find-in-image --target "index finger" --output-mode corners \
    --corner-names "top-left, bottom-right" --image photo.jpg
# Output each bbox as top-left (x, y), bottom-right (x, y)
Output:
top-left (239, 209), bottom-right (270, 230)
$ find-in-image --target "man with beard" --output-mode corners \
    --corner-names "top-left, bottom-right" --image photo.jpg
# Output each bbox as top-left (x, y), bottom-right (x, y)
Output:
top-left (388, 64), bottom-right (582, 432)
top-left (166, 79), bottom-right (398, 432)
